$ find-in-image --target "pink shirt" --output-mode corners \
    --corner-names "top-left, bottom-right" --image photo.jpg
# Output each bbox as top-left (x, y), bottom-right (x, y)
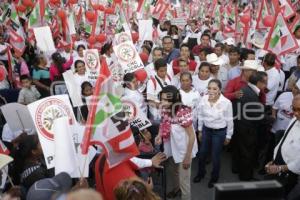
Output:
top-left (49, 56), bottom-right (73, 81)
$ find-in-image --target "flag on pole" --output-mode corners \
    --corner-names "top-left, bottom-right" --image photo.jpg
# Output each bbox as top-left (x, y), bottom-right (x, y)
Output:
top-left (256, 0), bottom-right (271, 30)
top-left (278, 0), bottom-right (296, 20)
top-left (114, 5), bottom-right (131, 34)
top-left (222, 3), bottom-right (237, 38)
top-left (81, 59), bottom-right (139, 168)
top-left (7, 4), bottom-right (26, 56)
top-left (289, 13), bottom-right (300, 32)
top-left (264, 13), bottom-right (299, 56)
top-left (28, 0), bottom-right (47, 28)
top-left (212, 3), bottom-right (221, 32)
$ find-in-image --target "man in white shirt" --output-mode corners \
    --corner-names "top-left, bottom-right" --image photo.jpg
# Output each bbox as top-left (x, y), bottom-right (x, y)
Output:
top-left (147, 58), bottom-right (172, 122)
top-left (214, 43), bottom-right (229, 66)
top-left (224, 47), bottom-right (241, 81)
top-left (182, 19), bottom-right (202, 50)
top-left (207, 53), bottom-right (228, 90)
top-left (262, 53), bottom-right (281, 108)
top-left (144, 47), bottom-right (174, 78)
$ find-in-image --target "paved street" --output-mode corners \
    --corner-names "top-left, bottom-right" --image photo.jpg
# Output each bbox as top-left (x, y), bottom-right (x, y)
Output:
top-left (161, 151), bottom-right (262, 200)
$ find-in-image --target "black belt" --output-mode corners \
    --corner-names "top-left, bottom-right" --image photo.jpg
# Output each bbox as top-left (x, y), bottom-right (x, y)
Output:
top-left (203, 125), bottom-right (227, 132)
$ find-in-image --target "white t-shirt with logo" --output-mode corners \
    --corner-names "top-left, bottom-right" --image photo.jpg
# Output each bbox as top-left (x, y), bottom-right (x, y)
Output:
top-left (180, 88), bottom-right (201, 125)
top-left (192, 75), bottom-right (212, 97)
top-left (271, 92), bottom-right (294, 133)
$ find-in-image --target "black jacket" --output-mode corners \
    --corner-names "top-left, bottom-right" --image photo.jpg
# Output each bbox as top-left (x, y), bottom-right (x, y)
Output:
top-left (233, 85), bottom-right (265, 128)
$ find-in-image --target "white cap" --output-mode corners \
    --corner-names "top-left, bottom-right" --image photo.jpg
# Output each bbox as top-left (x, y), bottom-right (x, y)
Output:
top-left (206, 53), bottom-right (223, 66)
top-left (240, 60), bottom-right (260, 71)
top-left (257, 65), bottom-right (265, 72)
top-left (222, 37), bottom-right (235, 46)
top-left (251, 36), bottom-right (265, 49)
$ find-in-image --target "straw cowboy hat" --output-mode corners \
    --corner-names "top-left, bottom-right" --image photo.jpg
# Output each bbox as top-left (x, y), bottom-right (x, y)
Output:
top-left (206, 53), bottom-right (223, 66)
top-left (222, 37), bottom-right (235, 46)
top-left (240, 60), bottom-right (260, 71)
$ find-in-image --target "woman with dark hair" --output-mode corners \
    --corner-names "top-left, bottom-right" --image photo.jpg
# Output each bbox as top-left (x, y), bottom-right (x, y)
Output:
top-left (32, 55), bottom-right (51, 97)
top-left (122, 72), bottom-right (147, 115)
top-left (180, 72), bottom-right (201, 129)
top-left (15, 134), bottom-right (50, 191)
top-left (49, 51), bottom-right (73, 81)
top-left (155, 85), bottom-right (197, 200)
top-left (101, 42), bottom-right (115, 66)
top-left (79, 81), bottom-right (93, 123)
top-left (194, 79), bottom-right (233, 188)
top-left (71, 45), bottom-right (86, 72)
top-left (168, 25), bottom-right (180, 48)
top-left (74, 60), bottom-right (89, 87)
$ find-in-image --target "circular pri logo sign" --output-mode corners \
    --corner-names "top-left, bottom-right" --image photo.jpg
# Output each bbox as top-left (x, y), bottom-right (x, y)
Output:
top-left (35, 98), bottom-right (74, 141)
top-left (122, 100), bottom-right (137, 122)
top-left (110, 63), bottom-right (124, 82)
top-left (117, 43), bottom-right (136, 63)
top-left (117, 32), bottom-right (131, 44)
top-left (85, 50), bottom-right (99, 71)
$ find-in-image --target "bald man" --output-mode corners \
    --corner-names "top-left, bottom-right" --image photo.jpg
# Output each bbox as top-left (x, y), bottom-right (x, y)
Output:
top-left (265, 95), bottom-right (300, 197)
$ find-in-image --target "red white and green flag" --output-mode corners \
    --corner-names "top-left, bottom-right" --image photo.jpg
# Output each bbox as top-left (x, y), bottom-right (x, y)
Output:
top-left (264, 12), bottom-right (299, 56)
top-left (81, 59), bottom-right (139, 168)
top-left (278, 0), bottom-right (296, 20)
top-left (28, 0), bottom-right (47, 28)
top-left (7, 4), bottom-right (26, 56)
top-left (289, 13), bottom-right (300, 33)
top-left (256, 0), bottom-right (271, 30)
top-left (222, 3), bottom-right (237, 38)
top-left (0, 140), bottom-right (10, 155)
top-left (212, 3), bottom-right (222, 32)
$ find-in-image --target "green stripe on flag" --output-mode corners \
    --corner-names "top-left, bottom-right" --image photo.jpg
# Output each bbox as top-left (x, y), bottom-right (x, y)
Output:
top-left (270, 24), bottom-right (280, 48)
top-left (29, 4), bottom-right (39, 28)
top-left (93, 93), bottom-right (122, 126)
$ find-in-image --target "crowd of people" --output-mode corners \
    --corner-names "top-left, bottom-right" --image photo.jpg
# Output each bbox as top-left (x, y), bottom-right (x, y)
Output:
top-left (1, 0), bottom-right (300, 200)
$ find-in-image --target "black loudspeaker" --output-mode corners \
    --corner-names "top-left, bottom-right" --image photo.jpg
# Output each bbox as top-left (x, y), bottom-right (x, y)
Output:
top-left (213, 180), bottom-right (284, 200)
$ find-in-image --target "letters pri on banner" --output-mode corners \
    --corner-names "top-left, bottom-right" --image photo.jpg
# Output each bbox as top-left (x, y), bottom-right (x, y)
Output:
top-left (28, 95), bottom-right (76, 169)
top-left (113, 41), bottom-right (144, 74)
top-left (83, 49), bottom-right (101, 86)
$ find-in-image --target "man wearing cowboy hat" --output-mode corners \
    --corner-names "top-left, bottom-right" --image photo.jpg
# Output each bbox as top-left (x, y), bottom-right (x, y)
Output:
top-left (232, 71), bottom-right (268, 181)
top-left (224, 60), bottom-right (260, 101)
top-left (206, 53), bottom-right (228, 90)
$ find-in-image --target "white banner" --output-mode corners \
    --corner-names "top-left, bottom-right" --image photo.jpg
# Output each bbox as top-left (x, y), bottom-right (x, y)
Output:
top-left (113, 41), bottom-right (144, 74)
top-left (33, 26), bottom-right (56, 52)
top-left (83, 49), bottom-right (101, 86)
top-left (27, 95), bottom-right (76, 169)
top-left (63, 70), bottom-right (84, 107)
top-left (171, 18), bottom-right (187, 30)
top-left (138, 20), bottom-right (153, 41)
top-left (1, 103), bottom-right (35, 133)
top-left (27, 95), bottom-right (96, 175)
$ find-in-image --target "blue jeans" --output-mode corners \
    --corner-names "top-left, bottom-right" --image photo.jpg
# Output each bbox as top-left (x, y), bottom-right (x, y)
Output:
top-left (197, 126), bottom-right (226, 180)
